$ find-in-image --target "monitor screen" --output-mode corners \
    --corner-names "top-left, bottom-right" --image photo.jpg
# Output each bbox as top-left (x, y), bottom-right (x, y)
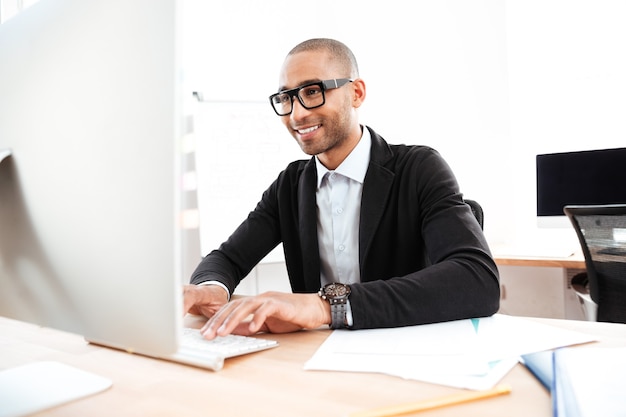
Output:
top-left (536, 148), bottom-right (626, 221)
top-left (0, 0), bottom-right (193, 352)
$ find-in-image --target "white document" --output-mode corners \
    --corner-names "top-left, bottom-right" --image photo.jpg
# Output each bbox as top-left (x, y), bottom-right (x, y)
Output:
top-left (472, 314), bottom-right (597, 360)
top-left (0, 361), bottom-right (112, 417)
top-left (554, 347), bottom-right (626, 417)
top-left (305, 314), bottom-right (597, 390)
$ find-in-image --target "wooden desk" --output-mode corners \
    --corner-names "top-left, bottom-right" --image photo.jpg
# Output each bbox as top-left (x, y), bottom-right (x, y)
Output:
top-left (494, 254), bottom-right (585, 270)
top-left (2, 316), bottom-right (626, 417)
top-left (493, 252), bottom-right (587, 320)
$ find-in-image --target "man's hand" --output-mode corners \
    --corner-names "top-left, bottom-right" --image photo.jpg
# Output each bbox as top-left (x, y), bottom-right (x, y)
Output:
top-left (200, 291), bottom-right (331, 338)
top-left (182, 284), bottom-right (229, 318)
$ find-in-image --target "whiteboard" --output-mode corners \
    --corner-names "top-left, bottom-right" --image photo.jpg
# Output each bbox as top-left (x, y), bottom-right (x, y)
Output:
top-left (193, 101), bottom-right (306, 263)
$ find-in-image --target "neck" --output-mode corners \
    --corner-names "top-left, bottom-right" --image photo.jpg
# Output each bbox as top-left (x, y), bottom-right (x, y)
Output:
top-left (318, 125), bottom-right (363, 170)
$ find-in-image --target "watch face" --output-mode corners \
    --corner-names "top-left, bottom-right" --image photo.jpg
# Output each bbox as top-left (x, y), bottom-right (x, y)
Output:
top-left (324, 283), bottom-right (350, 297)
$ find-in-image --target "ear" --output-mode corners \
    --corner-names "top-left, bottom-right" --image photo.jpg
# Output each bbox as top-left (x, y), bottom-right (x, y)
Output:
top-left (351, 78), bottom-right (366, 108)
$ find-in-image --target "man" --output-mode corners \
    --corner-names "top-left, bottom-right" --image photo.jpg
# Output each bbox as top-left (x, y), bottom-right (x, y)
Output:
top-left (183, 38), bottom-right (499, 339)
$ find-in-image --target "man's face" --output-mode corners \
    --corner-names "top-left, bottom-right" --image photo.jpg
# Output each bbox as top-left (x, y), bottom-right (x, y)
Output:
top-left (277, 50), bottom-right (355, 159)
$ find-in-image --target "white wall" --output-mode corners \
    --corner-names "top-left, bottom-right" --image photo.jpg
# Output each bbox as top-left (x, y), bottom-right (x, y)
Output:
top-left (182, 0), bottom-right (626, 256)
top-left (505, 0), bottom-right (626, 248)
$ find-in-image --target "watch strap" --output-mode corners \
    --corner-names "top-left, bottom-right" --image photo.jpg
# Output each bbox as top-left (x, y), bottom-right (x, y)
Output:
top-left (330, 300), bottom-right (348, 329)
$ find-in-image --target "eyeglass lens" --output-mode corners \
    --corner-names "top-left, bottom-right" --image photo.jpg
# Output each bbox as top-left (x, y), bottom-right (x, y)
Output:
top-left (271, 83), bottom-right (325, 116)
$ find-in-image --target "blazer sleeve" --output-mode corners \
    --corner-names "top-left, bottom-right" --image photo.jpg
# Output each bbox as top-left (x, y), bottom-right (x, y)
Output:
top-left (348, 145), bottom-right (500, 329)
top-left (188, 173), bottom-right (285, 294)
top-left (188, 158), bottom-right (312, 295)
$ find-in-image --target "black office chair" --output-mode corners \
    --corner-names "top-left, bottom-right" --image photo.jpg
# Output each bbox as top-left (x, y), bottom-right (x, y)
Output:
top-left (464, 199), bottom-right (484, 230)
top-left (564, 204), bottom-right (626, 324)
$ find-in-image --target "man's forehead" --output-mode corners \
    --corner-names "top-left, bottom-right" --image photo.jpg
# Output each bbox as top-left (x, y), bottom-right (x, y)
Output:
top-left (278, 50), bottom-right (336, 90)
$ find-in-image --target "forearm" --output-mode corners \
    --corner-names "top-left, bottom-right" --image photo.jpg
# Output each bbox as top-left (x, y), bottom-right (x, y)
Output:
top-left (190, 184), bottom-right (283, 290)
top-left (189, 249), bottom-right (242, 291)
top-left (349, 258), bottom-right (500, 329)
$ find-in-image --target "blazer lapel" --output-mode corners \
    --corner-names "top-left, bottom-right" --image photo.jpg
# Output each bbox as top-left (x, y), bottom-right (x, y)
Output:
top-left (359, 129), bottom-right (395, 276)
top-left (297, 159), bottom-right (321, 291)
top-left (296, 128), bottom-right (394, 288)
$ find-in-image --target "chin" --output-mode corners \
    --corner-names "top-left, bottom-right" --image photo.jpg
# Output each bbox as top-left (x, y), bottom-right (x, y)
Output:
top-left (298, 144), bottom-right (317, 156)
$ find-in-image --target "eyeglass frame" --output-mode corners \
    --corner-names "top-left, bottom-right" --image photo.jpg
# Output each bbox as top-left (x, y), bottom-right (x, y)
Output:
top-left (268, 78), bottom-right (353, 116)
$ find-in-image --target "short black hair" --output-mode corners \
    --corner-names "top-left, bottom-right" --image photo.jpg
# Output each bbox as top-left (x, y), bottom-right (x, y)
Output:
top-left (288, 38), bottom-right (359, 78)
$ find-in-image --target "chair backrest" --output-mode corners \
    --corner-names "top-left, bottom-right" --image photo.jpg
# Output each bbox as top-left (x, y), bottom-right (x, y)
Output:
top-left (464, 199), bottom-right (484, 230)
top-left (564, 204), bottom-right (626, 323)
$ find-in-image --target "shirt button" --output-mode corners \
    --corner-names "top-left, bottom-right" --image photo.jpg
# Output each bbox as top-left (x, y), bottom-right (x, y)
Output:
top-left (338, 244), bottom-right (345, 251)
top-left (336, 207), bottom-right (343, 214)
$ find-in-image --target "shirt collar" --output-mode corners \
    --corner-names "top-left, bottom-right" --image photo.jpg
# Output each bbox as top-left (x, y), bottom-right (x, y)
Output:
top-left (315, 126), bottom-right (371, 188)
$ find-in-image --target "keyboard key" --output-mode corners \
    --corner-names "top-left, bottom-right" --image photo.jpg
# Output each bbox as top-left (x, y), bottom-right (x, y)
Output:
top-left (180, 328), bottom-right (278, 359)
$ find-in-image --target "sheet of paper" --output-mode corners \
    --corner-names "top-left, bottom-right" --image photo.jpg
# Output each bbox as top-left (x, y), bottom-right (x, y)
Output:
top-left (554, 347), bottom-right (626, 417)
top-left (0, 361), bottom-right (112, 417)
top-left (472, 314), bottom-right (596, 360)
top-left (305, 319), bottom-right (491, 378)
top-left (305, 314), bottom-right (597, 390)
top-left (411, 357), bottom-right (519, 391)
top-left (521, 350), bottom-right (553, 391)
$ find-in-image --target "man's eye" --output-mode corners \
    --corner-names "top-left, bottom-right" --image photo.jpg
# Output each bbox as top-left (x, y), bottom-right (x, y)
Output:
top-left (303, 87), bottom-right (322, 97)
top-left (274, 94), bottom-right (290, 104)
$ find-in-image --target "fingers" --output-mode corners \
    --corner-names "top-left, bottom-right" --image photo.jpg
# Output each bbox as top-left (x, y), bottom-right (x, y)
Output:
top-left (182, 284), bottom-right (229, 318)
top-left (202, 296), bottom-right (271, 337)
top-left (182, 285), bottom-right (199, 316)
top-left (199, 292), bottom-right (328, 339)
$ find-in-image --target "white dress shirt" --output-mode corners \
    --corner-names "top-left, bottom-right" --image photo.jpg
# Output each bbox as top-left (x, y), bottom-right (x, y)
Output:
top-left (315, 126), bottom-right (371, 287)
top-left (315, 127), bottom-right (371, 326)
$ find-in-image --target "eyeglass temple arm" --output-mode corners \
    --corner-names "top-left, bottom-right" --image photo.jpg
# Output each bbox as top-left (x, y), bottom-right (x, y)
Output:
top-left (322, 79), bottom-right (352, 89)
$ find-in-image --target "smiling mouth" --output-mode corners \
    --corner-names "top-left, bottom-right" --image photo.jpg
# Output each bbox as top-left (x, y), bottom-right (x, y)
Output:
top-left (296, 125), bottom-right (320, 135)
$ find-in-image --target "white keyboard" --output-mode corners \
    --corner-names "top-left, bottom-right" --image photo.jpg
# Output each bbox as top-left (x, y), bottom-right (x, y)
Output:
top-left (172, 328), bottom-right (278, 371)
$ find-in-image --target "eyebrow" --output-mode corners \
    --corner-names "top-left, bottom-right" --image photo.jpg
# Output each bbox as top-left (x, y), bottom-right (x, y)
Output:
top-left (277, 79), bottom-right (322, 93)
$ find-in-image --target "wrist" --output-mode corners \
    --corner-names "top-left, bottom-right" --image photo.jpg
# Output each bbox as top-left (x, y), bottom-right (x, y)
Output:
top-left (318, 283), bottom-right (351, 329)
top-left (197, 281), bottom-right (230, 302)
top-left (317, 294), bottom-right (332, 326)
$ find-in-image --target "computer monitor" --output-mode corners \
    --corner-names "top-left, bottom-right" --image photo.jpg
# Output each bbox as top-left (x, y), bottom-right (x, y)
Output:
top-left (0, 0), bottom-right (194, 356)
top-left (536, 147), bottom-right (626, 228)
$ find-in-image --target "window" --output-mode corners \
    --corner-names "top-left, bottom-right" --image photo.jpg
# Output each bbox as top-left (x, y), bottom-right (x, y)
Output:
top-left (0, 0), bottom-right (40, 24)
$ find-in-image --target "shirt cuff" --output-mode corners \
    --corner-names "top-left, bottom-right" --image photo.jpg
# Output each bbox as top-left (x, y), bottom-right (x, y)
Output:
top-left (197, 281), bottom-right (231, 301)
top-left (346, 300), bottom-right (354, 327)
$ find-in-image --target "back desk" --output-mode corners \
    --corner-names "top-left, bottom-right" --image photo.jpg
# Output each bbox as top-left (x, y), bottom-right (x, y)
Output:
top-left (494, 251), bottom-right (587, 319)
top-left (2, 315), bottom-right (626, 417)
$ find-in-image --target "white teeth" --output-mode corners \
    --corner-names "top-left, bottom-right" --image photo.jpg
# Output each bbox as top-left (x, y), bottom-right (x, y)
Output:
top-left (298, 125), bottom-right (319, 134)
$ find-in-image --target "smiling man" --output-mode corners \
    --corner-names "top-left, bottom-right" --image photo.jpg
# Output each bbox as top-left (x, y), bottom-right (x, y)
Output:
top-left (183, 38), bottom-right (500, 338)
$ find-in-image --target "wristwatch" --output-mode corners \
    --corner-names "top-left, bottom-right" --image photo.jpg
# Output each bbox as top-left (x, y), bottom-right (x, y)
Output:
top-left (318, 283), bottom-right (351, 329)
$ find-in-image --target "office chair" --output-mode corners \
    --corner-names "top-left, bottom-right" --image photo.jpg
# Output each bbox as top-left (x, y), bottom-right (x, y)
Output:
top-left (564, 204), bottom-right (626, 324)
top-left (569, 271), bottom-right (597, 322)
top-left (464, 199), bottom-right (484, 230)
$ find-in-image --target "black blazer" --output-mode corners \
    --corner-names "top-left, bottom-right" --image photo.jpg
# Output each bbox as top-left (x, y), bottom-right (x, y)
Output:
top-left (191, 127), bottom-right (500, 329)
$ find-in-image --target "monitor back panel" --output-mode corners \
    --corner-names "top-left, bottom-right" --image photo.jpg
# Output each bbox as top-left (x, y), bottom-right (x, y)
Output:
top-left (0, 0), bottom-right (184, 356)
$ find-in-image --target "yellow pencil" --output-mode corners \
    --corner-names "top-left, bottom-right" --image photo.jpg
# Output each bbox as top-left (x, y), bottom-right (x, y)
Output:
top-left (349, 384), bottom-right (512, 417)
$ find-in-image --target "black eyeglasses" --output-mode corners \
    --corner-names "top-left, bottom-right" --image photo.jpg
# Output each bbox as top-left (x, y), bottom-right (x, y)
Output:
top-left (269, 78), bottom-right (353, 116)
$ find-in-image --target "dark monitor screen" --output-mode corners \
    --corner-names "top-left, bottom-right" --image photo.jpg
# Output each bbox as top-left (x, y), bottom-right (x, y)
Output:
top-left (536, 147), bottom-right (626, 217)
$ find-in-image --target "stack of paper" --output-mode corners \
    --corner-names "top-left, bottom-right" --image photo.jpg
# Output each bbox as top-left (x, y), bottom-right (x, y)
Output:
top-left (523, 346), bottom-right (626, 416)
top-left (305, 314), bottom-right (597, 390)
